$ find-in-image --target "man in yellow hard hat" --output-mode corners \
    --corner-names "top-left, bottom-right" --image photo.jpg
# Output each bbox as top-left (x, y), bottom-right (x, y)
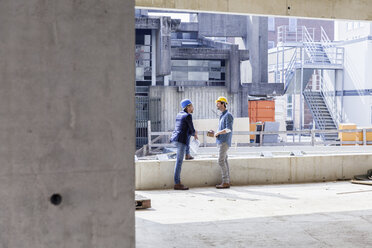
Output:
top-left (211, 96), bottom-right (234, 189)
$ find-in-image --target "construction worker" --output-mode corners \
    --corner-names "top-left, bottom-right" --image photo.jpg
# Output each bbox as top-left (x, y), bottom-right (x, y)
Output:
top-left (211, 96), bottom-right (234, 189)
top-left (170, 99), bottom-right (198, 190)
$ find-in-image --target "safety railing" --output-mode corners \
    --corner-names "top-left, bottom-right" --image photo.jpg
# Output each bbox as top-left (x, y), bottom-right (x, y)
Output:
top-left (277, 26), bottom-right (315, 44)
top-left (139, 121), bottom-right (372, 155)
top-left (269, 47), bottom-right (300, 87)
top-left (303, 86), bottom-right (332, 132)
top-left (320, 27), bottom-right (332, 47)
top-left (319, 73), bottom-right (342, 126)
top-left (283, 48), bottom-right (298, 92)
top-left (321, 27), bottom-right (345, 66)
top-left (277, 25), bottom-right (344, 66)
top-left (302, 26), bottom-right (327, 64)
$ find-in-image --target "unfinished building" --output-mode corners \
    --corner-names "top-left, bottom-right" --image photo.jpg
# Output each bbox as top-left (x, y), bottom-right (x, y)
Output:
top-left (135, 10), bottom-right (284, 148)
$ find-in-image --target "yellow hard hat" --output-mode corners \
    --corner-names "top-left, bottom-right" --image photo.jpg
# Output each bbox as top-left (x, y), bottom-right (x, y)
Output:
top-left (215, 96), bottom-right (228, 104)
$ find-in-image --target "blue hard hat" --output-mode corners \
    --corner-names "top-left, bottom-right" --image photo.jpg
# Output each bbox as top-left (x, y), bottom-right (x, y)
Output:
top-left (180, 99), bottom-right (192, 109)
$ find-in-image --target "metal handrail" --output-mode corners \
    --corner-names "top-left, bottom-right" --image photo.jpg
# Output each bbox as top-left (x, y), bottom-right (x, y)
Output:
top-left (146, 125), bottom-right (372, 152)
top-left (277, 26), bottom-right (315, 43)
top-left (302, 26), bottom-right (324, 64)
top-left (321, 27), bottom-right (345, 65)
top-left (304, 86), bottom-right (328, 131)
top-left (319, 73), bottom-right (341, 126)
top-left (278, 25), bottom-right (343, 66)
top-left (320, 27), bottom-right (332, 48)
top-left (303, 80), bottom-right (338, 143)
top-left (283, 48), bottom-right (298, 92)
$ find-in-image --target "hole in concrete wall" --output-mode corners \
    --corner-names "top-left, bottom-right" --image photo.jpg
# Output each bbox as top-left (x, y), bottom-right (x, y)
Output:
top-left (50, 194), bottom-right (62, 206)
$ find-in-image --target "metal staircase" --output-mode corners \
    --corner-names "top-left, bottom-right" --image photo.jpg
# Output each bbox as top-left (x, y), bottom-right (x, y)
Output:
top-left (303, 89), bottom-right (338, 141)
top-left (302, 27), bottom-right (331, 64)
top-left (305, 43), bottom-right (331, 64)
top-left (271, 25), bottom-right (345, 142)
top-left (303, 72), bottom-right (341, 141)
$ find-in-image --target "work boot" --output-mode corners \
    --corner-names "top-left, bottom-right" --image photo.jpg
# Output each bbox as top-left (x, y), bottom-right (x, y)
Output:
top-left (174, 184), bottom-right (189, 190)
top-left (216, 183), bottom-right (230, 189)
top-left (185, 154), bottom-right (194, 160)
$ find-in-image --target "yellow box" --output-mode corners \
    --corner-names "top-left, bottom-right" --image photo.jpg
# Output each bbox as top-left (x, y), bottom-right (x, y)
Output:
top-left (249, 123), bottom-right (256, 141)
top-left (338, 123), bottom-right (357, 142)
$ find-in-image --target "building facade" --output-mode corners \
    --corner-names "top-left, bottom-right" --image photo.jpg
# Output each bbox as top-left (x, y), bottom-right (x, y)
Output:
top-left (134, 10), bottom-right (283, 148)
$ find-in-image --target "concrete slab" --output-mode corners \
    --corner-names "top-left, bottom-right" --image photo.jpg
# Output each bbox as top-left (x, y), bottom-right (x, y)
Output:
top-left (136, 182), bottom-right (372, 248)
top-left (135, 0), bottom-right (372, 21)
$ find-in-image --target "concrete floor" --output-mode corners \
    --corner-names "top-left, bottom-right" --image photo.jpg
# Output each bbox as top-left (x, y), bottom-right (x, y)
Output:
top-left (136, 182), bottom-right (372, 247)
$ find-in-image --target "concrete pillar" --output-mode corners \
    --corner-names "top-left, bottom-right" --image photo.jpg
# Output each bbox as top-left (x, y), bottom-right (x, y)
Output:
top-left (229, 44), bottom-right (240, 94)
top-left (240, 87), bottom-right (249, 117)
top-left (259, 17), bottom-right (268, 84)
top-left (156, 16), bottom-right (172, 76)
top-left (225, 59), bottom-right (231, 90)
top-left (244, 16), bottom-right (278, 96)
top-left (246, 16), bottom-right (268, 84)
top-left (0, 1), bottom-right (134, 247)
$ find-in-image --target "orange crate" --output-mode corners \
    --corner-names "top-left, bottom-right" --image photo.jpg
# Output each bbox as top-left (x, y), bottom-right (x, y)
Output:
top-left (248, 100), bottom-right (275, 123)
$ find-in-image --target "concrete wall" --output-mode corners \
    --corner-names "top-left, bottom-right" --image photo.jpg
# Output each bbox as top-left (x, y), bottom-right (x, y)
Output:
top-left (335, 21), bottom-right (372, 41)
top-left (0, 1), bottom-right (135, 247)
top-left (198, 13), bottom-right (247, 37)
top-left (340, 39), bottom-right (372, 125)
top-left (136, 154), bottom-right (372, 190)
top-left (156, 16), bottom-right (172, 76)
top-left (343, 40), bottom-right (371, 91)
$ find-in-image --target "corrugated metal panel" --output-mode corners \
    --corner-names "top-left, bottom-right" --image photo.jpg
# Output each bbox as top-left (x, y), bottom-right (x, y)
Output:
top-left (135, 96), bottom-right (149, 148)
top-left (248, 100), bottom-right (275, 123)
top-left (149, 86), bottom-right (238, 131)
top-left (149, 97), bottom-right (161, 131)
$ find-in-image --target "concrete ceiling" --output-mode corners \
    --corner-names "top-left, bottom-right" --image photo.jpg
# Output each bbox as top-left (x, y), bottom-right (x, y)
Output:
top-left (135, 0), bottom-right (372, 21)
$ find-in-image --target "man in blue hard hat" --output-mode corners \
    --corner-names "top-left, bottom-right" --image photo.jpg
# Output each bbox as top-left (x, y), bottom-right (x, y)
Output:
top-left (170, 99), bottom-right (198, 190)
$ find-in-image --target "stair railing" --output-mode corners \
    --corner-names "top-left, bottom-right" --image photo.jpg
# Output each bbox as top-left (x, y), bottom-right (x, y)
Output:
top-left (304, 85), bottom-right (326, 130)
top-left (319, 74), bottom-right (341, 126)
top-left (321, 26), bottom-right (344, 65)
top-left (303, 26), bottom-right (333, 65)
top-left (283, 47), bottom-right (299, 93)
top-left (320, 26), bottom-right (332, 48)
top-left (302, 26), bottom-right (318, 63)
top-left (303, 83), bottom-right (335, 141)
top-left (277, 26), bottom-right (304, 43)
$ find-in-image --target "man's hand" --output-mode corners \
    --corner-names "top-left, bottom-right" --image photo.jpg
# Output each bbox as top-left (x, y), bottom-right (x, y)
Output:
top-left (207, 130), bottom-right (215, 137)
top-left (194, 134), bottom-right (199, 140)
top-left (215, 129), bottom-right (228, 137)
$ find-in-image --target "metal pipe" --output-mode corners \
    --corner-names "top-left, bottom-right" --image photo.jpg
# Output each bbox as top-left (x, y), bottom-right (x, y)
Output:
top-left (147, 120), bottom-right (152, 151)
top-left (151, 29), bottom-right (156, 86)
